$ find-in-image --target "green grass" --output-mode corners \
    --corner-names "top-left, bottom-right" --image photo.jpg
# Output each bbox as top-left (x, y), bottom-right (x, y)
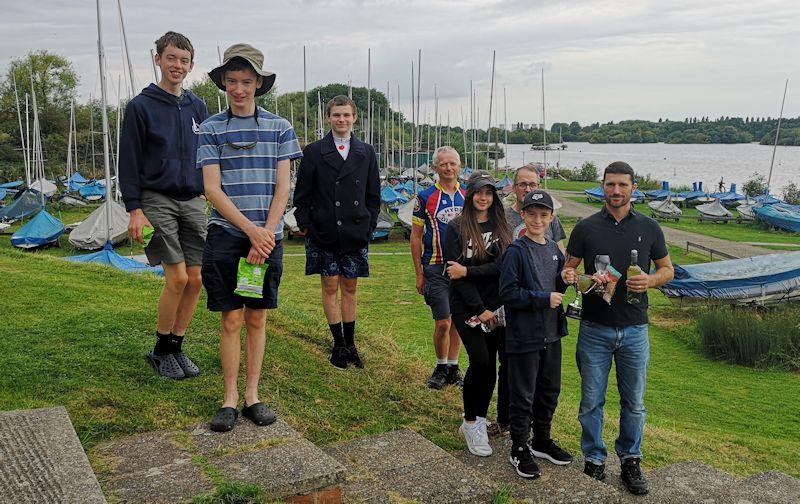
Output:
top-left (541, 179), bottom-right (601, 192)
top-left (568, 197), bottom-right (800, 246)
top-left (1, 203), bottom-right (799, 485)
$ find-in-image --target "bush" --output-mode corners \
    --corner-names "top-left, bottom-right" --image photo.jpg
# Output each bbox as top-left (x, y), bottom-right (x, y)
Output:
top-left (570, 161), bottom-right (598, 182)
top-left (633, 172), bottom-right (661, 191)
top-left (782, 182), bottom-right (800, 205)
top-left (743, 172), bottom-right (767, 196)
top-left (694, 305), bottom-right (800, 370)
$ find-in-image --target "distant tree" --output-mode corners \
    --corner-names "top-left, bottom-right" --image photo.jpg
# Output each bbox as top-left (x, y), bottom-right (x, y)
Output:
top-left (743, 173), bottom-right (767, 196)
top-left (0, 50), bottom-right (78, 111)
top-left (782, 182), bottom-right (800, 205)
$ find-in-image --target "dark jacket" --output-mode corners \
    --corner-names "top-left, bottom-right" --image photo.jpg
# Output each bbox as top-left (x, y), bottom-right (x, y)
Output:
top-left (118, 84), bottom-right (208, 211)
top-left (499, 239), bottom-right (568, 353)
top-left (443, 218), bottom-right (504, 316)
top-left (294, 132), bottom-right (381, 253)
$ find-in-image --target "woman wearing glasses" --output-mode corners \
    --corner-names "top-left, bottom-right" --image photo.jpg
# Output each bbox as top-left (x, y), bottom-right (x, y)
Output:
top-left (443, 171), bottom-right (512, 457)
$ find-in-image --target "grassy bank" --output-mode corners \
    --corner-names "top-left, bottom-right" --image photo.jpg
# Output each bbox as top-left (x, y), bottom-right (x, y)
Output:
top-left (1, 229), bottom-right (798, 479)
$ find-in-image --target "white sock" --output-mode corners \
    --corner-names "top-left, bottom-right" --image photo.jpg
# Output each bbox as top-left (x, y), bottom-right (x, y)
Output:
top-left (447, 359), bottom-right (459, 366)
top-left (436, 357), bottom-right (447, 365)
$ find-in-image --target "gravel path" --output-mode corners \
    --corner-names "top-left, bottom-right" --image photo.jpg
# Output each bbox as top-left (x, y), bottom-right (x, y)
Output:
top-left (551, 190), bottom-right (776, 258)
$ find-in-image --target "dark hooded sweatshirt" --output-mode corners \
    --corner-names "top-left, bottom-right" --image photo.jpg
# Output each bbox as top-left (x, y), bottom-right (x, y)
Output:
top-left (119, 83), bottom-right (208, 211)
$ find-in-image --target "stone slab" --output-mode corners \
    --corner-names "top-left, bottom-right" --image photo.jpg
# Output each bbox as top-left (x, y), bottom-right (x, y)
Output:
top-left (0, 406), bottom-right (106, 504)
top-left (455, 436), bottom-right (621, 503)
top-left (212, 437), bottom-right (346, 499)
top-left (730, 471), bottom-right (800, 504)
top-left (187, 417), bottom-right (300, 458)
top-left (326, 429), bottom-right (494, 504)
top-left (92, 430), bottom-right (213, 503)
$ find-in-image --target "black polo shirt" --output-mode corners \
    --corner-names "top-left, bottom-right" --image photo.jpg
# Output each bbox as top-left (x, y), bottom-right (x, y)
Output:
top-left (566, 205), bottom-right (668, 327)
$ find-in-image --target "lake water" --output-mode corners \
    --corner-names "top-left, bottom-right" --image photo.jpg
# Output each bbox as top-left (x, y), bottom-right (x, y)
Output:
top-left (503, 142), bottom-right (800, 194)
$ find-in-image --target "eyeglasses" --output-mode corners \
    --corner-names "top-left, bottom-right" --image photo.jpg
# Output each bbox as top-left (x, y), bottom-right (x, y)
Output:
top-left (219, 108), bottom-right (260, 154)
top-left (515, 182), bottom-right (540, 190)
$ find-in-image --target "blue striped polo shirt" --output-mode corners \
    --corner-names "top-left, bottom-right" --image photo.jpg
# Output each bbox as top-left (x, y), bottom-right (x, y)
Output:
top-left (197, 107), bottom-right (303, 239)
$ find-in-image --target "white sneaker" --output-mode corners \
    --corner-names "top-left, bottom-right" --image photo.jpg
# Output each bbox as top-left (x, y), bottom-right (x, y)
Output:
top-left (460, 419), bottom-right (492, 457)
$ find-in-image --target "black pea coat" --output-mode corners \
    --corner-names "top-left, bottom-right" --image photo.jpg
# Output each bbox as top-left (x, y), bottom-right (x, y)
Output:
top-left (294, 131), bottom-right (381, 253)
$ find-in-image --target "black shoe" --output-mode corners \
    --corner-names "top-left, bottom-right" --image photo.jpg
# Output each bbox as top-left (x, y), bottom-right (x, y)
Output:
top-left (509, 443), bottom-right (541, 479)
top-left (426, 365), bottom-right (448, 390)
top-left (529, 438), bottom-right (573, 466)
top-left (486, 421), bottom-right (509, 438)
top-left (145, 351), bottom-right (185, 380)
top-left (330, 346), bottom-right (349, 370)
top-left (583, 461), bottom-right (606, 481)
top-left (445, 365), bottom-right (464, 388)
top-left (621, 458), bottom-right (649, 495)
top-left (346, 345), bottom-right (364, 368)
top-left (173, 352), bottom-right (200, 378)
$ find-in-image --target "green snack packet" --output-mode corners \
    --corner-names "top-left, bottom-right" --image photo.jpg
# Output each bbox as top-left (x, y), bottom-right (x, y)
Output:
top-left (142, 225), bottom-right (155, 247)
top-left (235, 258), bottom-right (267, 298)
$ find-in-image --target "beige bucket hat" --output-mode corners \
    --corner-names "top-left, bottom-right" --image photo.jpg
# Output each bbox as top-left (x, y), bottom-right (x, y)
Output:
top-left (208, 43), bottom-right (275, 96)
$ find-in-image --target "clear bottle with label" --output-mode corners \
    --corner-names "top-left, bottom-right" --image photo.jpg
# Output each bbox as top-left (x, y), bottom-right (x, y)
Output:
top-left (626, 249), bottom-right (644, 304)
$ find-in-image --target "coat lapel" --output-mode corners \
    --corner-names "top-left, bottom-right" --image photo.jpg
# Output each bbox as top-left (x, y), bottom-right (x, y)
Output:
top-left (337, 133), bottom-right (366, 180)
top-left (321, 131), bottom-right (345, 173)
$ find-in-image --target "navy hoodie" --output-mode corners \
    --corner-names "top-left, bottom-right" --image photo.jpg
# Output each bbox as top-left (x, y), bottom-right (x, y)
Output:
top-left (119, 83), bottom-right (208, 211)
top-left (499, 238), bottom-right (569, 353)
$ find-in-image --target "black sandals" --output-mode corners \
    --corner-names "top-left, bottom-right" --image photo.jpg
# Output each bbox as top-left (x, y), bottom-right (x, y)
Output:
top-left (242, 402), bottom-right (277, 426)
top-left (209, 407), bottom-right (238, 432)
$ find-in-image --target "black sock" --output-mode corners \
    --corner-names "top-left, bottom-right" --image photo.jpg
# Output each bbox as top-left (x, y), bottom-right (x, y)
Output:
top-left (343, 321), bottom-right (355, 347)
top-left (171, 334), bottom-right (184, 353)
top-left (153, 331), bottom-right (173, 356)
top-left (330, 323), bottom-right (344, 348)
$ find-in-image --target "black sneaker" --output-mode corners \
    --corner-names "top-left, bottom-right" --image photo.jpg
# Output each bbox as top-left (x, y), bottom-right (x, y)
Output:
top-left (346, 346), bottom-right (364, 369)
top-left (620, 458), bottom-right (649, 495)
top-left (445, 365), bottom-right (464, 388)
top-left (509, 443), bottom-right (541, 479)
top-left (583, 461), bottom-right (606, 481)
top-left (330, 346), bottom-right (349, 370)
top-left (529, 438), bottom-right (573, 465)
top-left (426, 365), bottom-right (448, 390)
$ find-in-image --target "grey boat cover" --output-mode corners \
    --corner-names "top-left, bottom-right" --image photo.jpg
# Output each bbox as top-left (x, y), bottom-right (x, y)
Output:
top-left (738, 204), bottom-right (756, 221)
top-left (397, 198), bottom-right (415, 229)
top-left (648, 198), bottom-right (682, 217)
top-left (68, 199), bottom-right (129, 250)
top-left (696, 199), bottom-right (732, 219)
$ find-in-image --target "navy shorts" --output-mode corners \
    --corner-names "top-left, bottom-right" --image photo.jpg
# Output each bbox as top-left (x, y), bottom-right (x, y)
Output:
top-left (201, 225), bottom-right (283, 311)
top-left (305, 238), bottom-right (369, 279)
top-left (423, 263), bottom-right (450, 320)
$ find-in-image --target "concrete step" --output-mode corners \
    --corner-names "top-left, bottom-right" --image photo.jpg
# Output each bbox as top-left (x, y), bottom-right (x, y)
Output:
top-left (92, 417), bottom-right (346, 503)
top-left (0, 406), bottom-right (107, 503)
top-left (728, 471), bottom-right (800, 504)
top-left (323, 429), bottom-right (495, 503)
top-left (455, 436), bottom-right (621, 503)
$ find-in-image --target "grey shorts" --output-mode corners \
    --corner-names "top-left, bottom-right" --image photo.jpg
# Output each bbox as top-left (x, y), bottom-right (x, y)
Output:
top-left (423, 263), bottom-right (451, 321)
top-left (140, 190), bottom-right (207, 267)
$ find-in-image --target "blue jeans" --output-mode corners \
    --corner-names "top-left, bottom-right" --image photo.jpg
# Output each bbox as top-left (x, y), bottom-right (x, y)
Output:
top-left (576, 321), bottom-right (650, 465)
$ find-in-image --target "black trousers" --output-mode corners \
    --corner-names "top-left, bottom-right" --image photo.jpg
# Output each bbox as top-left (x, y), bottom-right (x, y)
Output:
top-left (508, 339), bottom-right (563, 446)
top-left (497, 334), bottom-right (509, 425)
top-left (453, 315), bottom-right (503, 422)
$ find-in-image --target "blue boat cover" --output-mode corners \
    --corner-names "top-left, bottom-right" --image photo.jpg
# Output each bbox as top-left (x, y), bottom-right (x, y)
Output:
top-left (0, 180), bottom-right (24, 189)
top-left (66, 242), bottom-right (164, 275)
top-left (496, 175), bottom-right (513, 188)
top-left (754, 204), bottom-right (800, 233)
top-left (753, 193), bottom-right (782, 205)
top-left (645, 181), bottom-right (672, 200)
top-left (0, 190), bottom-right (42, 222)
top-left (660, 252), bottom-right (800, 300)
top-left (11, 209), bottom-right (65, 247)
top-left (381, 186), bottom-right (408, 205)
top-left (79, 181), bottom-right (106, 199)
top-left (584, 186), bottom-right (604, 199)
top-left (0, 188), bottom-right (6, 200)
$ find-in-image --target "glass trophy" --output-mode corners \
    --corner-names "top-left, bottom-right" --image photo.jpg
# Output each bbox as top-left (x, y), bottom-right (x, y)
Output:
top-left (566, 274), bottom-right (597, 319)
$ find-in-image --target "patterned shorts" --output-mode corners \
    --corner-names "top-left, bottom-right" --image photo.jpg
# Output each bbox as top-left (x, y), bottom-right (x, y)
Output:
top-left (305, 238), bottom-right (369, 278)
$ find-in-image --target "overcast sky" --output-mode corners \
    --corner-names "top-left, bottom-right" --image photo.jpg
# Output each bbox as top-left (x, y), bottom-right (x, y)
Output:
top-left (2, 0), bottom-right (798, 126)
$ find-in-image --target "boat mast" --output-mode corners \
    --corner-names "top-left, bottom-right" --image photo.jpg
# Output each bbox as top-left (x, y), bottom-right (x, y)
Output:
top-left (367, 48), bottom-right (371, 145)
top-left (149, 49), bottom-right (159, 82)
top-left (766, 78), bottom-right (788, 194)
top-left (12, 77), bottom-right (29, 185)
top-left (541, 68), bottom-right (547, 190)
top-left (116, 0), bottom-right (136, 93)
top-left (303, 46), bottom-right (308, 144)
top-left (217, 46), bottom-right (228, 108)
top-left (486, 50), bottom-right (495, 173)
top-left (96, 0), bottom-right (113, 242)
top-left (503, 87), bottom-right (508, 171)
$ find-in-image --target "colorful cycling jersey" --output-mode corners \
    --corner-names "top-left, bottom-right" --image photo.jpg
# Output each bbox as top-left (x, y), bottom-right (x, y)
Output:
top-left (412, 182), bottom-right (466, 265)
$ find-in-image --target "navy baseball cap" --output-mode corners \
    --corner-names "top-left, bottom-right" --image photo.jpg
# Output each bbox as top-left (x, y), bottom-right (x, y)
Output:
top-left (521, 190), bottom-right (554, 211)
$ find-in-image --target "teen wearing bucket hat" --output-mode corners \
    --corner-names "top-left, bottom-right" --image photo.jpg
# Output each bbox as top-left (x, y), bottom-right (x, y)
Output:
top-left (443, 170), bottom-right (512, 457)
top-left (197, 43), bottom-right (303, 432)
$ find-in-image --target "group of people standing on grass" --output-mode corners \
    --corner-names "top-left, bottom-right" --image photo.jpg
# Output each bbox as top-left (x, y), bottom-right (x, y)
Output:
top-left (411, 154), bottom-right (674, 493)
top-left (120, 30), bottom-right (674, 496)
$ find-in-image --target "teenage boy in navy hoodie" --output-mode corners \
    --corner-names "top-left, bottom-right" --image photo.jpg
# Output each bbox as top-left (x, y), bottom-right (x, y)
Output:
top-left (499, 190), bottom-right (574, 479)
top-left (119, 32), bottom-right (209, 380)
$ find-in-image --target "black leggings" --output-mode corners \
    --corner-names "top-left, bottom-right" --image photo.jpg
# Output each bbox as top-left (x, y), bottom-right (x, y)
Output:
top-left (453, 315), bottom-right (503, 422)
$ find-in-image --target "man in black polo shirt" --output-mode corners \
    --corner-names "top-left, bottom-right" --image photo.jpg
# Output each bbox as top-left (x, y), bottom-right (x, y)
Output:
top-left (562, 161), bottom-right (674, 496)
